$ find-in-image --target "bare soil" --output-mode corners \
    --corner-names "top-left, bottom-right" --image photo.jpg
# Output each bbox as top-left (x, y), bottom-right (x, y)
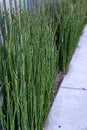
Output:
top-left (51, 71), bottom-right (64, 106)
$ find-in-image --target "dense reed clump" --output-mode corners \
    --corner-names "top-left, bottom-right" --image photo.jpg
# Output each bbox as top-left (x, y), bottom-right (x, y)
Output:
top-left (59, 0), bottom-right (87, 71)
top-left (0, 0), bottom-right (87, 130)
top-left (46, 0), bottom-right (87, 71)
top-left (0, 3), bottom-right (56, 130)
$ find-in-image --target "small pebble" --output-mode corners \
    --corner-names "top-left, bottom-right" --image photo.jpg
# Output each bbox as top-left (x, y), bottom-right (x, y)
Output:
top-left (58, 125), bottom-right (61, 128)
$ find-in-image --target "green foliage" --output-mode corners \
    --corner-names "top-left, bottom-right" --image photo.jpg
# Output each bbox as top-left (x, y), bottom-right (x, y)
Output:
top-left (0, 4), bottom-right (56, 130)
top-left (48, 0), bottom-right (87, 71)
top-left (0, 0), bottom-right (87, 130)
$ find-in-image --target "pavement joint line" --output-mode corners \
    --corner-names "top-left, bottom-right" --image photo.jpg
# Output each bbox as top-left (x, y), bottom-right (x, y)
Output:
top-left (61, 86), bottom-right (87, 91)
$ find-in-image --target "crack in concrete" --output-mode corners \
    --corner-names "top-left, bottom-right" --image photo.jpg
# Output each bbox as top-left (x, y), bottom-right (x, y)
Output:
top-left (61, 86), bottom-right (87, 91)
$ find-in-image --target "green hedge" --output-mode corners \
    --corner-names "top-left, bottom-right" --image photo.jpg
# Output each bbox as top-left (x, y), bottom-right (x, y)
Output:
top-left (0, 0), bottom-right (87, 130)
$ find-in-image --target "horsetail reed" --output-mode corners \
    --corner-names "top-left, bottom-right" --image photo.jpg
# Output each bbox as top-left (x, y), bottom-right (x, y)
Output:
top-left (0, 2), bottom-right (56, 130)
top-left (0, 0), bottom-right (87, 130)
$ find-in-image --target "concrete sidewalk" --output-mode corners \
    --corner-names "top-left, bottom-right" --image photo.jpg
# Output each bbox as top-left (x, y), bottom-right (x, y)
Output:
top-left (44, 24), bottom-right (87, 130)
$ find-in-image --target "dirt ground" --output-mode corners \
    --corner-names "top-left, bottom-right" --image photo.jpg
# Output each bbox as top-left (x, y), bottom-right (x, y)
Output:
top-left (51, 71), bottom-right (64, 106)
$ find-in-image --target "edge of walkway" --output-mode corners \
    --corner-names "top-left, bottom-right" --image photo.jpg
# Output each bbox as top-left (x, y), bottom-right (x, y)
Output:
top-left (44, 24), bottom-right (87, 130)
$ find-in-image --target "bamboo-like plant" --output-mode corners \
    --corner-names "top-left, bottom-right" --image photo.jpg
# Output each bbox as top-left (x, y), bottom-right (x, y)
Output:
top-left (0, 1), bottom-right (56, 130)
top-left (0, 0), bottom-right (87, 130)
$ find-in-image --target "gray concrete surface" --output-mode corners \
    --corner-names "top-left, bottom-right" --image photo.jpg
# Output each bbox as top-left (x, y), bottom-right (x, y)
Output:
top-left (44, 25), bottom-right (87, 130)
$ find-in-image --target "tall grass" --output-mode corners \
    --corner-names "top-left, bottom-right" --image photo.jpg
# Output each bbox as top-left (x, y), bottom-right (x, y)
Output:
top-left (0, 2), bottom-right (56, 130)
top-left (0, 0), bottom-right (87, 130)
top-left (62, 0), bottom-right (87, 70)
top-left (47, 0), bottom-right (87, 71)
